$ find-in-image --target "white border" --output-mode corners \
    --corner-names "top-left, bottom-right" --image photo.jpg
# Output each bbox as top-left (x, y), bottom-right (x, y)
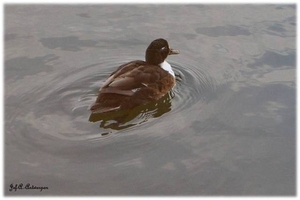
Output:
top-left (2, 0), bottom-right (299, 4)
top-left (1, 1), bottom-right (298, 199)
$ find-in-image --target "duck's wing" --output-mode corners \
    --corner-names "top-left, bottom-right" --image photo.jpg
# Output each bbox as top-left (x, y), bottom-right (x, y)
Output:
top-left (100, 60), bottom-right (167, 96)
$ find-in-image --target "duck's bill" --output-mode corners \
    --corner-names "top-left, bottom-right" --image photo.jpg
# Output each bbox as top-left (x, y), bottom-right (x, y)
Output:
top-left (169, 48), bottom-right (180, 55)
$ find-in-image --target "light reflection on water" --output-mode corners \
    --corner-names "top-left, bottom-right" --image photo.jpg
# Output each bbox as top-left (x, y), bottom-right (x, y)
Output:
top-left (5, 4), bottom-right (295, 196)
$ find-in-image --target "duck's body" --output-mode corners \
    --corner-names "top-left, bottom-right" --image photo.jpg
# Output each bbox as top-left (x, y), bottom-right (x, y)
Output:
top-left (90, 38), bottom-right (179, 113)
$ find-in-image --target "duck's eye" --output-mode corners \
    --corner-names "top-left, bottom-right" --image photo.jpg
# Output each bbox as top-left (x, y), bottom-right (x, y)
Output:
top-left (161, 46), bottom-right (167, 51)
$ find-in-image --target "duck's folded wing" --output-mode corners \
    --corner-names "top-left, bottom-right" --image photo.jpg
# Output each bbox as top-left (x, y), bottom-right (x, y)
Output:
top-left (100, 75), bottom-right (149, 96)
top-left (100, 63), bottom-right (165, 96)
top-left (100, 76), bottom-right (137, 96)
top-left (101, 60), bottom-right (145, 88)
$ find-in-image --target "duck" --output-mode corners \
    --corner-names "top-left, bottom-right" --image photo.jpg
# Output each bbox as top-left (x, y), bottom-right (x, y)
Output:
top-left (90, 38), bottom-right (179, 113)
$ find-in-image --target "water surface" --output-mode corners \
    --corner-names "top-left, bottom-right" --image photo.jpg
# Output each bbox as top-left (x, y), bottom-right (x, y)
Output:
top-left (5, 4), bottom-right (296, 195)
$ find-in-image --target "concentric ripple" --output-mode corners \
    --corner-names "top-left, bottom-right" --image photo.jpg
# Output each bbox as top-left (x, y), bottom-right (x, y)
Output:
top-left (7, 55), bottom-right (217, 142)
top-left (171, 60), bottom-right (217, 114)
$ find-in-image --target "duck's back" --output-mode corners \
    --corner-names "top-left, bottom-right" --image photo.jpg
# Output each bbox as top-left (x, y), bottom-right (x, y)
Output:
top-left (90, 60), bottom-right (175, 113)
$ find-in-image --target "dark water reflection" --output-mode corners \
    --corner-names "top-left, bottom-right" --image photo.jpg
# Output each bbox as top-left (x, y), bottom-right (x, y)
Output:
top-left (195, 25), bottom-right (251, 37)
top-left (5, 4), bottom-right (295, 196)
top-left (39, 36), bottom-right (100, 52)
top-left (89, 92), bottom-right (174, 131)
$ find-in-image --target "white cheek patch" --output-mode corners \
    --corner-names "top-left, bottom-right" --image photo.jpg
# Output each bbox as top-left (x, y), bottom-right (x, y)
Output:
top-left (159, 61), bottom-right (175, 77)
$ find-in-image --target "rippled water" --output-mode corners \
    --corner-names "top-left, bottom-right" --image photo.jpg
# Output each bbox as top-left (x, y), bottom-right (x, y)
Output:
top-left (5, 4), bottom-right (295, 195)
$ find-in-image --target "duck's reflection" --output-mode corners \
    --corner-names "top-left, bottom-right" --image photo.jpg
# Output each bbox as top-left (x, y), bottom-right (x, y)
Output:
top-left (89, 91), bottom-right (174, 130)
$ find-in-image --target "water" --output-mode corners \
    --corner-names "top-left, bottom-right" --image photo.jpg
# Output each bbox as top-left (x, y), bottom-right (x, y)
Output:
top-left (5, 4), bottom-right (296, 195)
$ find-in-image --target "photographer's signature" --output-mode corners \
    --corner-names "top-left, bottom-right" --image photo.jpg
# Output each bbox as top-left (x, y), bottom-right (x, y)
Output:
top-left (9, 183), bottom-right (48, 192)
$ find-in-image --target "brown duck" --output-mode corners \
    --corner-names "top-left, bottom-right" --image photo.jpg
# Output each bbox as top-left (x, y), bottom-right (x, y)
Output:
top-left (90, 38), bottom-right (179, 113)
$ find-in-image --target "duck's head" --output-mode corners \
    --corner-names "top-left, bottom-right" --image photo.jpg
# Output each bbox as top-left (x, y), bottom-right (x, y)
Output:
top-left (145, 38), bottom-right (179, 65)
